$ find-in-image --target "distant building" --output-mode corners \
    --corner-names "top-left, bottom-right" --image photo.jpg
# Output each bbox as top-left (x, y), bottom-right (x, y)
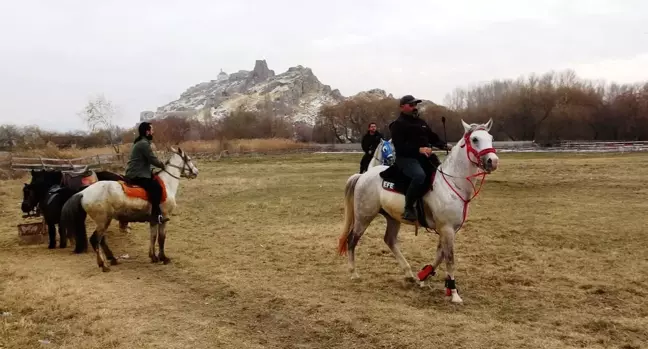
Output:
top-left (217, 69), bottom-right (228, 82)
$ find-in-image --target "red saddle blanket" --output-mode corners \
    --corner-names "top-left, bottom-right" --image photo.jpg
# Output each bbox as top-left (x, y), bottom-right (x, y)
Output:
top-left (118, 176), bottom-right (167, 203)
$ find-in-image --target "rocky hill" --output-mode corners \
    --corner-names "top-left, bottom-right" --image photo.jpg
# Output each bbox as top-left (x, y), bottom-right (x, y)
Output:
top-left (152, 60), bottom-right (346, 125)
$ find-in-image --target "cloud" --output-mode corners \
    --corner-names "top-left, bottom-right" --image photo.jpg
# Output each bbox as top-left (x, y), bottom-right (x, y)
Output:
top-left (0, 0), bottom-right (647, 131)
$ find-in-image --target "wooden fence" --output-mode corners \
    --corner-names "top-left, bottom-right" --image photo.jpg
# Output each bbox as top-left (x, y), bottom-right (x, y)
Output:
top-left (8, 153), bottom-right (126, 172)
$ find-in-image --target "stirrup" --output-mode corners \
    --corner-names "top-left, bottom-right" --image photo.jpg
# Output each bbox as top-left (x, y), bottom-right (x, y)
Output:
top-left (151, 215), bottom-right (170, 224)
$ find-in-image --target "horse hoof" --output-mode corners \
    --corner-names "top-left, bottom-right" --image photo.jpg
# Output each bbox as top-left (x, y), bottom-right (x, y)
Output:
top-left (110, 259), bottom-right (119, 266)
top-left (150, 256), bottom-right (159, 263)
top-left (48, 245), bottom-right (56, 249)
top-left (60, 244), bottom-right (67, 249)
top-left (350, 273), bottom-right (361, 280)
top-left (160, 257), bottom-right (171, 265)
top-left (101, 266), bottom-right (110, 272)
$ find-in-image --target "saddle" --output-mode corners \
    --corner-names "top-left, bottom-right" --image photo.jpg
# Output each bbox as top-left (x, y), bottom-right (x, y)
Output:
top-left (379, 156), bottom-right (440, 228)
top-left (118, 175), bottom-right (168, 203)
top-left (62, 169), bottom-right (98, 192)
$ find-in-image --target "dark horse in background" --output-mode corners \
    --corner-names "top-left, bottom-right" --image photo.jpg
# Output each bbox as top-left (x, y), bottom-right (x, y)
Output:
top-left (21, 168), bottom-right (130, 249)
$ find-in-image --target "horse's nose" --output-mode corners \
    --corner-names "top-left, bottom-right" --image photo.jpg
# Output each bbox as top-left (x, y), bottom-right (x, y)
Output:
top-left (487, 157), bottom-right (499, 171)
top-left (21, 202), bottom-right (30, 212)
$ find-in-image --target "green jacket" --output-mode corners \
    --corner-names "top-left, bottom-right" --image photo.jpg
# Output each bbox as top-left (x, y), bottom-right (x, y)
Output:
top-left (125, 138), bottom-right (165, 179)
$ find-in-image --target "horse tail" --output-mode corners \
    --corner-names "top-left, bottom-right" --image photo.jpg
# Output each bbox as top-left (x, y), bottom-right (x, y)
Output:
top-left (337, 173), bottom-right (361, 256)
top-left (61, 192), bottom-right (88, 253)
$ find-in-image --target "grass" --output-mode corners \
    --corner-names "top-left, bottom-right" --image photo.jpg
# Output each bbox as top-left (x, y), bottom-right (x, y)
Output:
top-left (1, 152), bottom-right (648, 349)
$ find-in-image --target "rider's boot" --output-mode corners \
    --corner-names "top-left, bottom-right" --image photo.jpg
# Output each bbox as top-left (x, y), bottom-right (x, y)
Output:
top-left (150, 206), bottom-right (170, 225)
top-left (401, 189), bottom-right (418, 222)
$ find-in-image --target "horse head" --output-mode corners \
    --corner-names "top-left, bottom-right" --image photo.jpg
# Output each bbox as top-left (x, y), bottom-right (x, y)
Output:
top-left (21, 182), bottom-right (39, 213)
top-left (21, 169), bottom-right (59, 213)
top-left (459, 118), bottom-right (499, 173)
top-left (380, 139), bottom-right (395, 166)
top-left (168, 146), bottom-right (199, 179)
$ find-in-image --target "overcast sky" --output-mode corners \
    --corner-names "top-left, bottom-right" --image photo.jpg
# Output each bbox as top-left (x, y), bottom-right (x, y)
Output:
top-left (1, 0), bottom-right (646, 132)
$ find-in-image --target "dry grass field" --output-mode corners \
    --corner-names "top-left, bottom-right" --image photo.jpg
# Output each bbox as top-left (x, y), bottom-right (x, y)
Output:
top-left (1, 152), bottom-right (648, 349)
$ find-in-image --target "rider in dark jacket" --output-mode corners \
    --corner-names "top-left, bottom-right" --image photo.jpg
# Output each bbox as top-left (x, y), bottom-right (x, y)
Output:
top-left (125, 122), bottom-right (169, 224)
top-left (360, 122), bottom-right (383, 173)
top-left (389, 95), bottom-right (451, 222)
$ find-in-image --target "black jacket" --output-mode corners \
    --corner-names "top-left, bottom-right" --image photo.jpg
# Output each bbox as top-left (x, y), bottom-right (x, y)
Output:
top-left (361, 131), bottom-right (383, 155)
top-left (389, 112), bottom-right (446, 158)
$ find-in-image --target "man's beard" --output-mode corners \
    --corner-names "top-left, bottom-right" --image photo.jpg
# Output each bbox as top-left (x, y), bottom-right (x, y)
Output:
top-left (146, 134), bottom-right (153, 141)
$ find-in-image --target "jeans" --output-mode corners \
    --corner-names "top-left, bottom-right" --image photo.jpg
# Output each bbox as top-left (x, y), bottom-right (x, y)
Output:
top-left (395, 156), bottom-right (426, 207)
top-left (129, 177), bottom-right (163, 216)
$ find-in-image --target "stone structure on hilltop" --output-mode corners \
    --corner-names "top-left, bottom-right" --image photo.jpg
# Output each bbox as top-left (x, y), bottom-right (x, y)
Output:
top-left (153, 59), bottom-right (345, 124)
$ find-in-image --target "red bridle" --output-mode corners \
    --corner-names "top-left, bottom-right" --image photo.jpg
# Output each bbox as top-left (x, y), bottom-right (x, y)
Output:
top-left (439, 129), bottom-right (497, 232)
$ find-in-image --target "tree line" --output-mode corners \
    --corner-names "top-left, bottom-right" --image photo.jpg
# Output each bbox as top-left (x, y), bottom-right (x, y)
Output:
top-left (315, 70), bottom-right (648, 143)
top-left (2, 69), bottom-right (647, 151)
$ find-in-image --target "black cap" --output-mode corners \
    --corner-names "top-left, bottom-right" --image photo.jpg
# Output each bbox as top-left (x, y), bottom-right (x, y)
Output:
top-left (399, 95), bottom-right (422, 106)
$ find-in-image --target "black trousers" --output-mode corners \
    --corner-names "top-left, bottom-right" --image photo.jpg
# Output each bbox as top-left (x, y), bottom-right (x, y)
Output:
top-left (359, 153), bottom-right (372, 173)
top-left (129, 177), bottom-right (162, 216)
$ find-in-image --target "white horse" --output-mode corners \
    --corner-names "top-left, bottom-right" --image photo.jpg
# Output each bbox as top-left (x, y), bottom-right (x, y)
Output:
top-left (61, 147), bottom-right (199, 272)
top-left (367, 138), bottom-right (396, 169)
top-left (337, 119), bottom-right (499, 303)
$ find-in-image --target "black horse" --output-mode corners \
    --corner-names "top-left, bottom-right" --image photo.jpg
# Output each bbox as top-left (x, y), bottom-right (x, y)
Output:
top-left (21, 168), bottom-right (127, 249)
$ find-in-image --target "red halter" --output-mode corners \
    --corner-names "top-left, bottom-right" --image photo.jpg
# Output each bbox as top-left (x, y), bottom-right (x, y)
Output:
top-left (439, 129), bottom-right (497, 232)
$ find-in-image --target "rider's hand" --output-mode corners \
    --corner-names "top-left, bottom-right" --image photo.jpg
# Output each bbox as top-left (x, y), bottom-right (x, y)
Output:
top-left (419, 147), bottom-right (432, 156)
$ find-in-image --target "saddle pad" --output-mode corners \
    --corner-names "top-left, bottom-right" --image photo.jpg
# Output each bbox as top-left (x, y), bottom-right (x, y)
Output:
top-left (118, 176), bottom-right (167, 203)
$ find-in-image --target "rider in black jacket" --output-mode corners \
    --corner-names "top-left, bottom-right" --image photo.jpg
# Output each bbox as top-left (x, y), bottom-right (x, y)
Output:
top-left (360, 122), bottom-right (383, 173)
top-left (389, 95), bottom-right (451, 222)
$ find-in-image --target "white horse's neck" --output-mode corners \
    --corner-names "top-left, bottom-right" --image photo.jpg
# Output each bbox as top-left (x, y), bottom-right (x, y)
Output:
top-left (156, 154), bottom-right (183, 199)
top-left (438, 136), bottom-right (482, 199)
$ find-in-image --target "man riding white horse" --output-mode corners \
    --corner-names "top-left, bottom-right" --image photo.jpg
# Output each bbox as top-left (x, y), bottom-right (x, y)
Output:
top-left (125, 122), bottom-right (168, 224)
top-left (389, 95), bottom-right (452, 222)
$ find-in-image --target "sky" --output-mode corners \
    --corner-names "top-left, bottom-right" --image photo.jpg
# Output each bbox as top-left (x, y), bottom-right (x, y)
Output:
top-left (1, 0), bottom-right (647, 132)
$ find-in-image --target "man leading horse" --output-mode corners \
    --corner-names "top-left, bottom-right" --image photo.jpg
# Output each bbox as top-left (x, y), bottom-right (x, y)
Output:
top-left (389, 95), bottom-right (452, 222)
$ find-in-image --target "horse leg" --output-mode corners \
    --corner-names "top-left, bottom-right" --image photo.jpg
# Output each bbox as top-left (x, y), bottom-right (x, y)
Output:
top-left (347, 217), bottom-right (372, 280)
top-left (100, 235), bottom-right (119, 266)
top-left (383, 216), bottom-right (416, 282)
top-left (119, 220), bottom-right (131, 234)
top-left (149, 223), bottom-right (159, 263)
top-left (440, 227), bottom-right (462, 303)
top-left (93, 219), bottom-right (112, 272)
top-left (58, 223), bottom-right (67, 249)
top-left (47, 221), bottom-right (56, 249)
top-left (157, 222), bottom-right (170, 264)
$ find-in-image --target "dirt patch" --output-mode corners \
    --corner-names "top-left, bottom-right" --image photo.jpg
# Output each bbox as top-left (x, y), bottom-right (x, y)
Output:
top-left (1, 152), bottom-right (647, 348)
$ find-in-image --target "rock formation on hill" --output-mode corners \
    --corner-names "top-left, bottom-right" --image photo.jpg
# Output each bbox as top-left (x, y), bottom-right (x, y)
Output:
top-left (153, 60), bottom-right (346, 125)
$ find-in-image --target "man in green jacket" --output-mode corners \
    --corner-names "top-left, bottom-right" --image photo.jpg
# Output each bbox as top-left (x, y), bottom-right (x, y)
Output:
top-left (125, 122), bottom-right (168, 224)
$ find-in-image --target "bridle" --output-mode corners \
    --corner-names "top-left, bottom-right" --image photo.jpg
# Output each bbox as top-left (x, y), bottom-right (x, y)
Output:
top-left (437, 128), bottom-right (497, 232)
top-left (158, 151), bottom-right (194, 180)
top-left (373, 139), bottom-right (395, 166)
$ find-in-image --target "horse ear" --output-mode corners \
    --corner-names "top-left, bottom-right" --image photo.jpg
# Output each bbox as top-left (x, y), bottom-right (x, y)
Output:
top-left (484, 118), bottom-right (493, 132)
top-left (170, 146), bottom-right (177, 153)
top-left (461, 119), bottom-right (471, 133)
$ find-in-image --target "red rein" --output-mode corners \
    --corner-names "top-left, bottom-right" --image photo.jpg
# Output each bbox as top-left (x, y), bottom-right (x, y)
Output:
top-left (439, 130), bottom-right (496, 232)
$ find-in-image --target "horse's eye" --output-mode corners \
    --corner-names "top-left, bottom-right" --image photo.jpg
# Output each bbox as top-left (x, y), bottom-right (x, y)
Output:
top-left (472, 137), bottom-right (478, 143)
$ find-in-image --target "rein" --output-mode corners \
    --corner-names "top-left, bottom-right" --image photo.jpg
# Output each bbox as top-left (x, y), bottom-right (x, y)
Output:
top-left (436, 129), bottom-right (496, 232)
top-left (158, 153), bottom-right (191, 180)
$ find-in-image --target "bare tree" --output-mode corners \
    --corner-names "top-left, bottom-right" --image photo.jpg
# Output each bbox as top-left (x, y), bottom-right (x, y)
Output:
top-left (79, 94), bottom-right (122, 153)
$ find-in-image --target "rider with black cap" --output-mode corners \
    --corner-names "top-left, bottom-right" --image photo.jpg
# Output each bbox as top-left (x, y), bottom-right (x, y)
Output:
top-left (389, 95), bottom-right (451, 222)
